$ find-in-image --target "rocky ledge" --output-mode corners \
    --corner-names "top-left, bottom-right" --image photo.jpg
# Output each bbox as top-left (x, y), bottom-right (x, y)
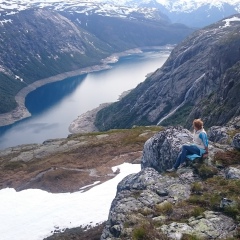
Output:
top-left (101, 118), bottom-right (240, 240)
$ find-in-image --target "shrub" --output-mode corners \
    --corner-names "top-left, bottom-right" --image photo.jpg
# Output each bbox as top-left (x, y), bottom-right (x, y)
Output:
top-left (3, 161), bottom-right (25, 170)
top-left (191, 206), bottom-right (205, 217)
top-left (187, 195), bottom-right (207, 207)
top-left (197, 165), bottom-right (218, 179)
top-left (213, 150), bottom-right (240, 167)
top-left (182, 233), bottom-right (204, 240)
top-left (132, 223), bottom-right (168, 240)
top-left (223, 205), bottom-right (240, 219)
top-left (132, 226), bottom-right (147, 240)
top-left (191, 182), bottom-right (204, 194)
top-left (155, 201), bottom-right (173, 215)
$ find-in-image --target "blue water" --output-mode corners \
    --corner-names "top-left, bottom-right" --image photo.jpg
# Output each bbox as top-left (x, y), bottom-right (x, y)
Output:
top-left (0, 49), bottom-right (170, 150)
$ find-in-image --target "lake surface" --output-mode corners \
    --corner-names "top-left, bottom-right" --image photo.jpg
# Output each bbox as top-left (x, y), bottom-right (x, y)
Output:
top-left (0, 48), bottom-right (170, 150)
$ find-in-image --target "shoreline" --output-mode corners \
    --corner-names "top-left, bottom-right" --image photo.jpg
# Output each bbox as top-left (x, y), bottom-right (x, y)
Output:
top-left (0, 48), bottom-right (143, 127)
top-left (69, 89), bottom-right (132, 134)
top-left (0, 45), bottom-right (173, 128)
top-left (68, 103), bottom-right (111, 134)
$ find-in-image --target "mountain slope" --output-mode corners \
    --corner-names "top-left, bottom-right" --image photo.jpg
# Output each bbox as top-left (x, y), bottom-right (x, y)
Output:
top-left (94, 15), bottom-right (240, 130)
top-left (0, 7), bottom-right (193, 115)
top-left (0, 8), bottom-right (112, 113)
top-left (106, 0), bottom-right (240, 27)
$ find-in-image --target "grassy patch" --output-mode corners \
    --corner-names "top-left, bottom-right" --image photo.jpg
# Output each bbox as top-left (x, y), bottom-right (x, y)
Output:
top-left (131, 222), bottom-right (168, 240)
top-left (196, 165), bottom-right (218, 179)
top-left (191, 206), bottom-right (205, 218)
top-left (161, 103), bottom-right (194, 127)
top-left (155, 201), bottom-right (173, 215)
top-left (182, 234), bottom-right (204, 240)
top-left (3, 161), bottom-right (26, 170)
top-left (213, 150), bottom-right (240, 167)
top-left (191, 182), bottom-right (204, 194)
top-left (187, 176), bottom-right (240, 221)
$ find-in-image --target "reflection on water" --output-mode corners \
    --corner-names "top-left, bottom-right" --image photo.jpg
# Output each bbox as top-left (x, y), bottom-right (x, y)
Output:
top-left (26, 75), bottom-right (87, 115)
top-left (0, 49), bottom-right (170, 150)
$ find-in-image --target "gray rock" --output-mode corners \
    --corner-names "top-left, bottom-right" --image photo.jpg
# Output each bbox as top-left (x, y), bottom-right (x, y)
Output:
top-left (208, 126), bottom-right (230, 144)
top-left (225, 166), bottom-right (240, 179)
top-left (220, 198), bottom-right (237, 209)
top-left (101, 167), bottom-right (192, 239)
top-left (227, 116), bottom-right (240, 129)
top-left (141, 126), bottom-right (192, 172)
top-left (232, 133), bottom-right (240, 150)
top-left (161, 211), bottom-right (236, 240)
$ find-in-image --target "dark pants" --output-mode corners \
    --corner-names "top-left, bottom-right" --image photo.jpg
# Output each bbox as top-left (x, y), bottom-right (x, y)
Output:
top-left (174, 145), bottom-right (200, 169)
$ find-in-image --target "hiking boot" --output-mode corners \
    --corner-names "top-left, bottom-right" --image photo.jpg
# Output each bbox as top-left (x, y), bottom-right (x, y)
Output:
top-left (166, 167), bottom-right (176, 172)
top-left (179, 163), bottom-right (187, 168)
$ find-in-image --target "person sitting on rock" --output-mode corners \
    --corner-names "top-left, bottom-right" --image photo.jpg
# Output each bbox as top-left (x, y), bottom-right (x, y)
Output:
top-left (166, 118), bottom-right (209, 172)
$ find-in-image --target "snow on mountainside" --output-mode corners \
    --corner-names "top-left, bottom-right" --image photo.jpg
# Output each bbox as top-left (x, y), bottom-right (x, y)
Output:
top-left (1, 0), bottom-right (240, 15)
top-left (1, 0), bottom-right (240, 27)
top-left (105, 0), bottom-right (240, 12)
top-left (0, 0), bottom-right (167, 22)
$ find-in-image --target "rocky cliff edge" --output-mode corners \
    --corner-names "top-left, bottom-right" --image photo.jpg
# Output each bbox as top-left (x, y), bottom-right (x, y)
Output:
top-left (101, 117), bottom-right (240, 240)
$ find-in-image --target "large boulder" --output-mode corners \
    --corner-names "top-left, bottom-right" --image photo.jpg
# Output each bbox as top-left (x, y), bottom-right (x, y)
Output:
top-left (101, 167), bottom-right (192, 240)
top-left (207, 116), bottom-right (240, 149)
top-left (141, 126), bottom-right (193, 172)
top-left (207, 126), bottom-right (231, 144)
top-left (101, 166), bottom-right (238, 240)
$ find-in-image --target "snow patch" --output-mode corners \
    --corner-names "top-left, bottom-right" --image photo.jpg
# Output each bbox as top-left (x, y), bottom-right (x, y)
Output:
top-left (0, 19), bottom-right (12, 25)
top-left (15, 75), bottom-right (24, 82)
top-left (221, 16), bottom-right (240, 28)
top-left (0, 162), bottom-right (141, 240)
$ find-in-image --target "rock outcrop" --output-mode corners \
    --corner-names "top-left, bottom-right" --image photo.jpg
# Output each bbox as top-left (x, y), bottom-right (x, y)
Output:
top-left (141, 126), bottom-right (193, 172)
top-left (101, 124), bottom-right (240, 239)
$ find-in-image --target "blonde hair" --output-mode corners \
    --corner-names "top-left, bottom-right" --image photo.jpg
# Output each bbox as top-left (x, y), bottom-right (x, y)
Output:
top-left (193, 118), bottom-right (203, 130)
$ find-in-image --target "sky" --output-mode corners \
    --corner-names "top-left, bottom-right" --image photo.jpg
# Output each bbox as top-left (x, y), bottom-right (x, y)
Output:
top-left (0, 162), bottom-right (141, 240)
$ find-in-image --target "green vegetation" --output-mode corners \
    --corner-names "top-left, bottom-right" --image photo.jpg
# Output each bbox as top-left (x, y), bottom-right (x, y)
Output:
top-left (0, 73), bottom-right (24, 113)
top-left (191, 182), bottom-right (204, 194)
top-left (155, 201), bottom-right (173, 215)
top-left (128, 150), bottom-right (240, 239)
top-left (191, 206), bottom-right (205, 218)
top-left (131, 223), bottom-right (168, 240)
top-left (213, 150), bottom-right (240, 167)
top-left (181, 234), bottom-right (204, 240)
top-left (3, 161), bottom-right (26, 170)
top-left (196, 164), bottom-right (218, 179)
top-left (160, 103), bottom-right (194, 127)
top-left (188, 176), bottom-right (240, 218)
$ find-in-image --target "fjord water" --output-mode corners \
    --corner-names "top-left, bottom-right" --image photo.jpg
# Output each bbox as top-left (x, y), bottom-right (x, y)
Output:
top-left (0, 49), bottom-right (170, 150)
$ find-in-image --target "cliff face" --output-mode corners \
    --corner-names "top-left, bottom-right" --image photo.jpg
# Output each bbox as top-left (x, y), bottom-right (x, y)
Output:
top-left (95, 15), bottom-right (240, 130)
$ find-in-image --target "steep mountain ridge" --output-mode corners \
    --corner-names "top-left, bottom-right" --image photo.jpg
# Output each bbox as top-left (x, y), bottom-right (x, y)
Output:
top-left (95, 15), bottom-right (240, 130)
